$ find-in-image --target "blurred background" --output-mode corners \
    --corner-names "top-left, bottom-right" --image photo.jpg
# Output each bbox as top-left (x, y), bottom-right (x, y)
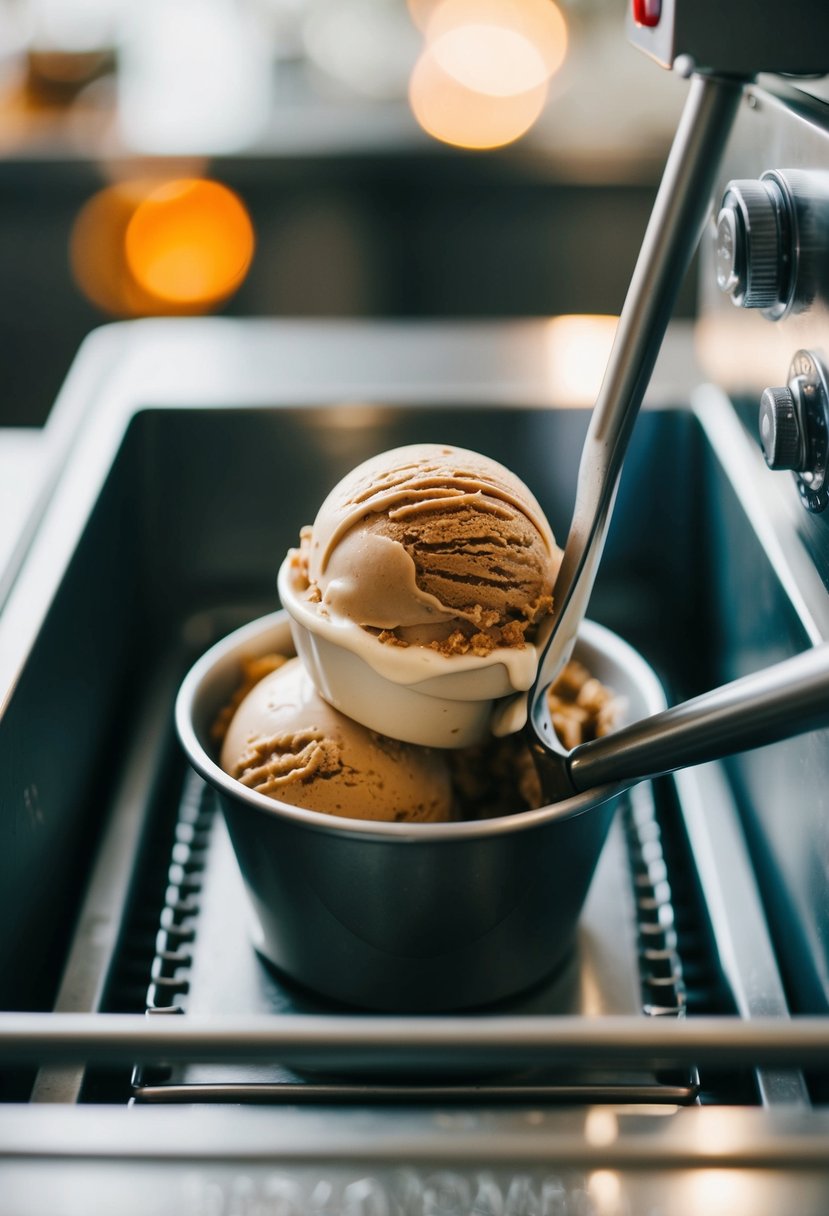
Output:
top-left (0, 0), bottom-right (690, 428)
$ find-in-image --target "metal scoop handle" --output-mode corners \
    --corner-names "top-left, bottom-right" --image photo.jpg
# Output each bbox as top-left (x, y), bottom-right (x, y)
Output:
top-left (532, 642), bottom-right (829, 802)
top-left (530, 73), bottom-right (744, 713)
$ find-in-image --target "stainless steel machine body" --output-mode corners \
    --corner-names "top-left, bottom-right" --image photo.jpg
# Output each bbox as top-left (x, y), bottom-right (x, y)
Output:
top-left (1, 32), bottom-right (829, 1216)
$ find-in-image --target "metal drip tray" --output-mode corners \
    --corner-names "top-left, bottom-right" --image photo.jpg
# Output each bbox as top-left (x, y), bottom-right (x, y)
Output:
top-left (2, 322), bottom-right (829, 1206)
top-left (130, 765), bottom-right (693, 1104)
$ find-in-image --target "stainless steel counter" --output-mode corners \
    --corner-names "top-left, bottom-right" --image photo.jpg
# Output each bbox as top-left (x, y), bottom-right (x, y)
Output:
top-left (3, 317), bottom-right (829, 1216)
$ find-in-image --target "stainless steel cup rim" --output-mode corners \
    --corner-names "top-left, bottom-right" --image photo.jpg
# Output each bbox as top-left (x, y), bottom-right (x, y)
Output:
top-left (175, 610), bottom-right (667, 843)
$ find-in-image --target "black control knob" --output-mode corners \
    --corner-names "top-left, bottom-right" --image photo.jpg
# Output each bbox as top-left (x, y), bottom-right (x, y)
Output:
top-left (715, 177), bottom-right (792, 314)
top-left (759, 385), bottom-right (804, 470)
top-left (759, 352), bottom-right (829, 513)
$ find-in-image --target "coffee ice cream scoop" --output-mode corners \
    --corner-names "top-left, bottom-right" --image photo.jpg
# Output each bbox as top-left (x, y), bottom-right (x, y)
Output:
top-left (306, 443), bottom-right (559, 650)
top-left (278, 444), bottom-right (561, 748)
top-left (221, 657), bottom-right (454, 822)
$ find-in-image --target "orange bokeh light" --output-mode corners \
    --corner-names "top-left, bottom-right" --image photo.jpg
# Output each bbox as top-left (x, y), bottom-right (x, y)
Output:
top-left (70, 180), bottom-right (165, 316)
top-left (409, 47), bottom-right (548, 150)
top-left (125, 179), bottom-right (254, 307)
top-left (430, 24), bottom-right (549, 96)
top-left (70, 177), bottom-right (255, 317)
top-left (544, 315), bottom-right (619, 405)
top-left (426, 0), bottom-right (568, 86)
top-left (408, 0), bottom-right (567, 150)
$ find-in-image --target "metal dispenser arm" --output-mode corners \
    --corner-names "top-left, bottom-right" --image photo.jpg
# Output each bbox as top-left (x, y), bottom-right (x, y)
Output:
top-left (542, 71), bottom-right (743, 685)
top-left (543, 0), bottom-right (829, 684)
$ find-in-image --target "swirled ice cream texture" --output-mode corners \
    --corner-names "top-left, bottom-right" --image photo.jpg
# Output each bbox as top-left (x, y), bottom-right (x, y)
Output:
top-left (221, 657), bottom-right (453, 822)
top-left (219, 653), bottom-right (619, 822)
top-left (298, 444), bottom-right (561, 655)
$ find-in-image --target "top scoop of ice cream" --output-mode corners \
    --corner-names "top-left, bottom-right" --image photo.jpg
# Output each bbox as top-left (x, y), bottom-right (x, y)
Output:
top-left (276, 444), bottom-right (562, 748)
top-left (221, 657), bottom-right (454, 822)
top-left (301, 443), bottom-right (561, 654)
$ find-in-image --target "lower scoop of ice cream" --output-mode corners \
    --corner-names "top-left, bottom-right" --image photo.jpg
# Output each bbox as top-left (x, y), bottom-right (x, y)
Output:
top-left (303, 443), bottom-right (561, 654)
top-left (220, 657), bottom-right (454, 822)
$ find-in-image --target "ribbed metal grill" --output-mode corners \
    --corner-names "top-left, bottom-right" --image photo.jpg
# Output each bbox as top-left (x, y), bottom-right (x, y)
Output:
top-left (128, 771), bottom-right (705, 1105)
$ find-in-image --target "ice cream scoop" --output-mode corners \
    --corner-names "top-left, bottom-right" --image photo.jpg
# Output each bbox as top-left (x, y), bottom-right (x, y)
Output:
top-left (305, 443), bottom-right (558, 650)
top-left (221, 656), bottom-right (454, 822)
top-left (278, 444), bottom-right (561, 748)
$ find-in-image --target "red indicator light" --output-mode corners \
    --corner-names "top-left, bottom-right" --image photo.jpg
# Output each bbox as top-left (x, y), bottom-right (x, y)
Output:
top-left (632, 0), bottom-right (661, 27)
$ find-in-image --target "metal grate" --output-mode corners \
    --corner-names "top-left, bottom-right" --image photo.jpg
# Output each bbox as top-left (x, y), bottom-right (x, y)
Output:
top-left (145, 778), bottom-right (213, 1016)
top-left (130, 772), bottom-right (700, 1105)
top-left (623, 785), bottom-right (687, 1019)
